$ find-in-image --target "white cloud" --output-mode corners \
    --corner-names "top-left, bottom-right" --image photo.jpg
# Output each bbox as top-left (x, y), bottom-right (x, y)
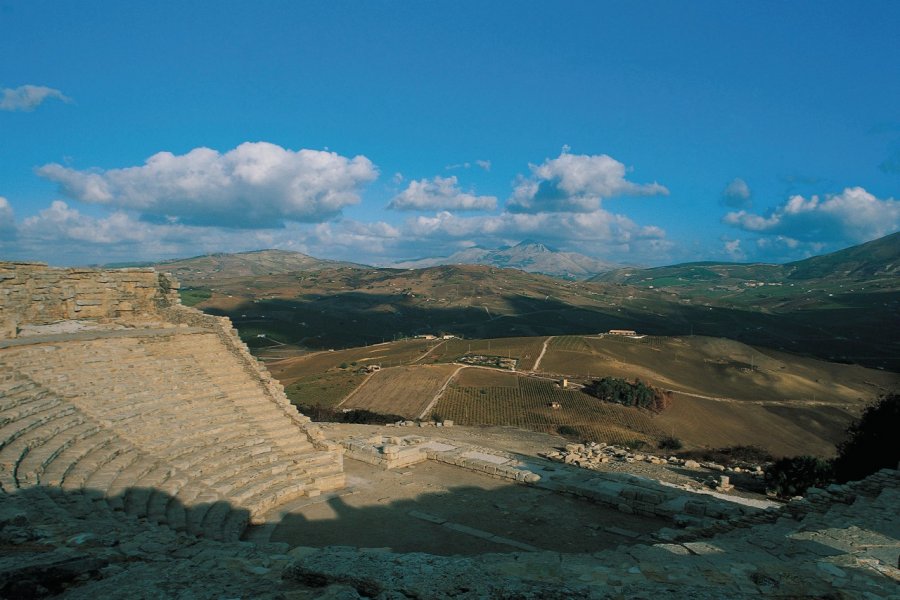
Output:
top-left (722, 239), bottom-right (745, 260)
top-left (722, 178), bottom-right (751, 208)
top-left (508, 150), bottom-right (668, 213)
top-left (445, 159), bottom-right (491, 172)
top-left (723, 187), bottom-right (899, 243)
top-left (0, 197), bottom-right (15, 232)
top-left (403, 209), bottom-right (665, 251)
top-left (37, 142), bottom-right (378, 228)
top-left (0, 85), bottom-right (71, 111)
top-left (388, 175), bottom-right (497, 211)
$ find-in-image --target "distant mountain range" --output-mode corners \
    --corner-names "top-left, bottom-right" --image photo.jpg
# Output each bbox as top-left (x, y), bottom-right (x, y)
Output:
top-left (394, 240), bottom-right (621, 279)
top-left (591, 231), bottom-right (900, 287)
top-left (153, 249), bottom-right (368, 284)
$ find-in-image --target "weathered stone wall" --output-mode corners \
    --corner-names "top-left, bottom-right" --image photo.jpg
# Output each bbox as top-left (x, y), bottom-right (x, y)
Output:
top-left (0, 262), bottom-right (180, 338)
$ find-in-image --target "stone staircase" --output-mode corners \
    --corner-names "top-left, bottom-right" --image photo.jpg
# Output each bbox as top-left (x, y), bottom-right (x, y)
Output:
top-left (0, 327), bottom-right (344, 541)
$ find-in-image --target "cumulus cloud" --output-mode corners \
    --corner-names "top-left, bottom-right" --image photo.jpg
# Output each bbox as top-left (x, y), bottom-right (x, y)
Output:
top-left (723, 187), bottom-right (899, 244)
top-left (721, 178), bottom-right (752, 208)
top-left (404, 209), bottom-right (665, 248)
top-left (445, 159), bottom-right (491, 172)
top-left (36, 142), bottom-right (378, 228)
top-left (0, 85), bottom-right (71, 111)
top-left (722, 239), bottom-right (745, 260)
top-left (508, 150), bottom-right (668, 213)
top-left (388, 176), bottom-right (497, 211)
top-left (0, 197), bottom-right (15, 233)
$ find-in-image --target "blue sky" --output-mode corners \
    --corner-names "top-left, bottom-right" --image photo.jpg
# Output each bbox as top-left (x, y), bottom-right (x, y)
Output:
top-left (1, 1), bottom-right (898, 267)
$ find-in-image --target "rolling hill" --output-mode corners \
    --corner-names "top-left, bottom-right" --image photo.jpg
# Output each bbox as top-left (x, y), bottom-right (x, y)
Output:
top-left (159, 233), bottom-right (900, 371)
top-left (154, 249), bottom-right (370, 285)
top-left (394, 240), bottom-right (620, 279)
top-left (592, 231), bottom-right (900, 288)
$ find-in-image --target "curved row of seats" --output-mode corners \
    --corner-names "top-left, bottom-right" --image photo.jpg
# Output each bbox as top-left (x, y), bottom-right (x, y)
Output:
top-left (0, 328), bottom-right (344, 540)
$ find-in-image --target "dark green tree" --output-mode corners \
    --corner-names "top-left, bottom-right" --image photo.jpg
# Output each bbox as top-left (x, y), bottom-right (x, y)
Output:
top-left (832, 393), bottom-right (900, 483)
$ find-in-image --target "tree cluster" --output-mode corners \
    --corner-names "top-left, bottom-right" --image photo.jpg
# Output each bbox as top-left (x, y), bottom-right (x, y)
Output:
top-left (766, 392), bottom-right (899, 498)
top-left (583, 377), bottom-right (672, 413)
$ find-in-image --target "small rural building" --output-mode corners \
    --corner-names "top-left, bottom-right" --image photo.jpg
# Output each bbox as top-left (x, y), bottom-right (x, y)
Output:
top-left (607, 329), bottom-right (638, 336)
top-left (549, 401), bottom-right (561, 409)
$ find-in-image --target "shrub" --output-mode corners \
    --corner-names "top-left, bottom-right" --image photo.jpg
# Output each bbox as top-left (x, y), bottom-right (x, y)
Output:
top-left (766, 455), bottom-right (833, 498)
top-left (658, 436), bottom-right (683, 451)
top-left (832, 392), bottom-right (900, 483)
top-left (297, 404), bottom-right (405, 425)
top-left (557, 425), bottom-right (579, 437)
top-left (583, 377), bottom-right (672, 412)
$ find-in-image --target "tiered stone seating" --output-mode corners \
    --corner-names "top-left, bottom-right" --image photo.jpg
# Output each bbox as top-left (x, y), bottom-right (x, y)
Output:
top-left (0, 371), bottom-right (245, 540)
top-left (1, 326), bottom-right (343, 538)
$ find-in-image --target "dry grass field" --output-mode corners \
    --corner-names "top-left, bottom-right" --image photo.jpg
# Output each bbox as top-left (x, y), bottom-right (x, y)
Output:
top-left (341, 364), bottom-right (462, 418)
top-left (539, 334), bottom-right (896, 404)
top-left (654, 393), bottom-right (854, 457)
top-left (267, 339), bottom-right (436, 383)
top-left (432, 376), bottom-right (665, 446)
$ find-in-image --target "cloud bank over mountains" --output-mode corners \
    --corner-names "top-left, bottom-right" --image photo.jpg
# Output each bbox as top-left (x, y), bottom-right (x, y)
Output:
top-left (2, 143), bottom-right (679, 265)
top-left (2, 139), bottom-right (898, 267)
top-left (723, 187), bottom-right (899, 252)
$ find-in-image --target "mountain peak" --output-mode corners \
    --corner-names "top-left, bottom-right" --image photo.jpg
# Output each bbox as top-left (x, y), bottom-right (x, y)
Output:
top-left (514, 239), bottom-right (556, 252)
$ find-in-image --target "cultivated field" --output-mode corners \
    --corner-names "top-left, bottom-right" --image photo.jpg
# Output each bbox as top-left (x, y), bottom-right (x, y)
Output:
top-left (432, 376), bottom-right (665, 446)
top-left (453, 367), bottom-right (519, 387)
top-left (341, 364), bottom-right (462, 419)
top-left (428, 336), bottom-right (549, 371)
top-left (283, 371), bottom-right (366, 409)
top-left (267, 339), bottom-right (436, 383)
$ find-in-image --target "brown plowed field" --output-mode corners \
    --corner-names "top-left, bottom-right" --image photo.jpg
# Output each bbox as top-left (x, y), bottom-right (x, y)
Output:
top-left (342, 364), bottom-right (461, 418)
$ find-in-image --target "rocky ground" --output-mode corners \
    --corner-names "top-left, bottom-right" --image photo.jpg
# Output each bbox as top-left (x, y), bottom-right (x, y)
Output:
top-left (1, 424), bottom-right (897, 599)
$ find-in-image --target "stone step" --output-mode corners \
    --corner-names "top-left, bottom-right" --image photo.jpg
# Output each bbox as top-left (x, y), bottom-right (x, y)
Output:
top-left (199, 500), bottom-right (235, 541)
top-left (166, 481), bottom-right (219, 533)
top-left (0, 413), bottom-right (88, 486)
top-left (239, 478), bottom-right (314, 520)
top-left (221, 506), bottom-right (250, 542)
top-left (185, 492), bottom-right (224, 537)
top-left (170, 442), bottom-right (276, 481)
top-left (147, 472), bottom-right (191, 526)
top-left (14, 420), bottom-right (101, 487)
top-left (0, 387), bottom-right (53, 413)
top-left (123, 464), bottom-right (173, 518)
top-left (40, 430), bottom-right (118, 487)
top-left (63, 439), bottom-right (134, 492)
top-left (105, 454), bottom-right (162, 509)
top-left (166, 432), bottom-right (268, 468)
top-left (0, 395), bottom-right (65, 429)
top-left (85, 448), bottom-right (142, 501)
top-left (202, 453), bottom-right (288, 493)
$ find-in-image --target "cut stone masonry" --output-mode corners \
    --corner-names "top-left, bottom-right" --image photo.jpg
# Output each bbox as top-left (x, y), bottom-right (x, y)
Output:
top-left (0, 262), bottom-right (344, 542)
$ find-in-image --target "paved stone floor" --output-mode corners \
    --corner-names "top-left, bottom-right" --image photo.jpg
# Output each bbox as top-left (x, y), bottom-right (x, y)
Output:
top-left (262, 458), bottom-right (668, 555)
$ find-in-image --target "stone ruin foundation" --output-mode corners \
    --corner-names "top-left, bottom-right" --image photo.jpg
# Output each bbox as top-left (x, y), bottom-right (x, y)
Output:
top-left (1, 262), bottom-right (898, 598)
